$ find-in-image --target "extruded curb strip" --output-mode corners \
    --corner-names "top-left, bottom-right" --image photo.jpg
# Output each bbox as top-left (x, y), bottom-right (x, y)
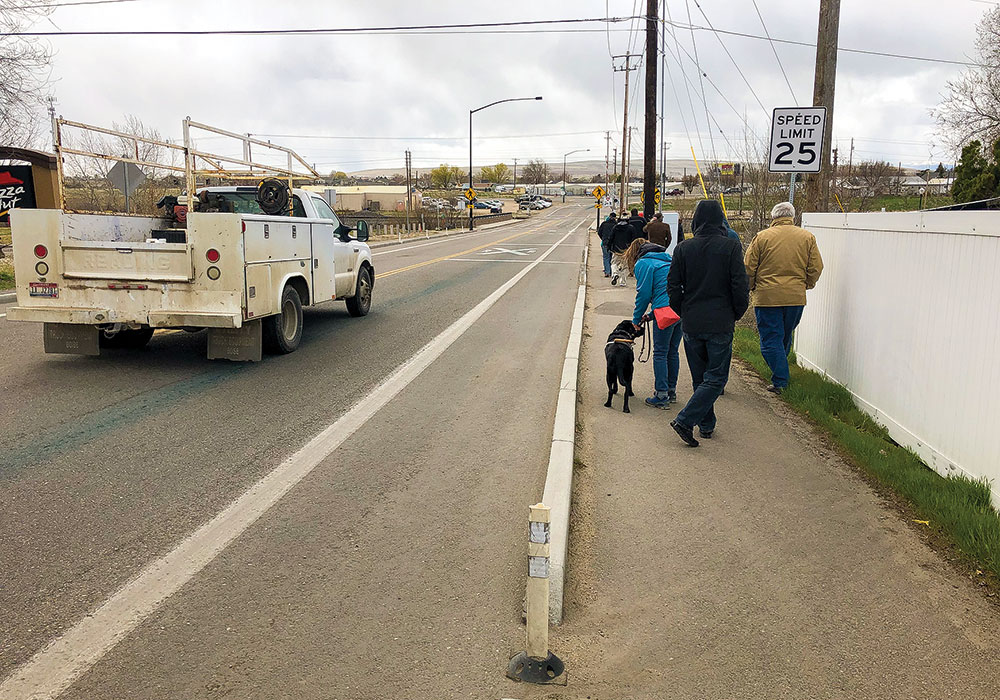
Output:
top-left (0, 292), bottom-right (15, 304)
top-left (541, 243), bottom-right (588, 624)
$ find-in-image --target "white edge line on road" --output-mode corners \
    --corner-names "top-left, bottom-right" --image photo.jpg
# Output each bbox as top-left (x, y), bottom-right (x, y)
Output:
top-left (443, 258), bottom-right (577, 265)
top-left (540, 231), bottom-right (588, 625)
top-left (372, 208), bottom-right (576, 257)
top-left (0, 217), bottom-right (589, 700)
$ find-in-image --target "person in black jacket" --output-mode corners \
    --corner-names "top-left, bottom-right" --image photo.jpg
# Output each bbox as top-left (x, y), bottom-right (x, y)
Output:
top-left (597, 212), bottom-right (618, 278)
top-left (627, 208), bottom-right (646, 241)
top-left (666, 199), bottom-right (749, 446)
top-left (609, 218), bottom-right (636, 286)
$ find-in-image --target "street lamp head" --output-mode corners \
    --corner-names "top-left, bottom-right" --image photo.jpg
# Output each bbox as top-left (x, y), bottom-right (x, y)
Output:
top-left (534, 96), bottom-right (543, 100)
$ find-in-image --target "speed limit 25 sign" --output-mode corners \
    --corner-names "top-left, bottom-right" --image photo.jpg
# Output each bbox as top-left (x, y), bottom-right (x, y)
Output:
top-left (768, 106), bottom-right (827, 173)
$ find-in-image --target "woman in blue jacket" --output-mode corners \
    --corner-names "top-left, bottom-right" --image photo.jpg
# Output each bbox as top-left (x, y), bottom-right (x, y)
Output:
top-left (623, 237), bottom-right (683, 408)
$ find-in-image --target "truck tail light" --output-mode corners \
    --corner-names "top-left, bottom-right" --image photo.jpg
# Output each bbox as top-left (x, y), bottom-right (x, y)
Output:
top-left (206, 248), bottom-right (220, 263)
top-left (207, 266), bottom-right (221, 280)
top-left (34, 244), bottom-right (48, 258)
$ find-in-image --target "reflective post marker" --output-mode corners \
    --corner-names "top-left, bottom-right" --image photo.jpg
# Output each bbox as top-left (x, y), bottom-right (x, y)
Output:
top-left (507, 503), bottom-right (565, 684)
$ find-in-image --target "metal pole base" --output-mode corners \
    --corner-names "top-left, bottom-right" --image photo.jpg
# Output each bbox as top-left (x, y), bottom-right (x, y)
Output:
top-left (506, 651), bottom-right (566, 685)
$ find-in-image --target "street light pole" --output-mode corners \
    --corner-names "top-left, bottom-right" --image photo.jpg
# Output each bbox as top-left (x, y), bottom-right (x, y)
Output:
top-left (562, 148), bottom-right (590, 203)
top-left (469, 96), bottom-right (542, 230)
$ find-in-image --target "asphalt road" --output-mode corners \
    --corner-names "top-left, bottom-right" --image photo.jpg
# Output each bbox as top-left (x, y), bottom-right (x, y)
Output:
top-left (0, 204), bottom-right (590, 699)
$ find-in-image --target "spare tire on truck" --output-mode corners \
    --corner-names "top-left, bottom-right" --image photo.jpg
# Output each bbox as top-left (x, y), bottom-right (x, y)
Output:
top-left (263, 285), bottom-right (303, 354)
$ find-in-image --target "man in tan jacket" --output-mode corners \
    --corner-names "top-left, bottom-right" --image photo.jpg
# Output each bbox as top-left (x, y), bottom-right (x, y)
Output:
top-left (744, 201), bottom-right (823, 394)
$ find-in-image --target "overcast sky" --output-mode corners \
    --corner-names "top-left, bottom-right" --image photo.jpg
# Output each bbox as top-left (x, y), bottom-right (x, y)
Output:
top-left (27, 0), bottom-right (995, 174)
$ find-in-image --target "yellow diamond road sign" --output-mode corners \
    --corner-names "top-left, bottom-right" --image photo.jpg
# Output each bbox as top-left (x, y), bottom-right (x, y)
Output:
top-left (654, 188), bottom-right (662, 204)
top-left (592, 186), bottom-right (606, 199)
top-left (464, 187), bottom-right (477, 201)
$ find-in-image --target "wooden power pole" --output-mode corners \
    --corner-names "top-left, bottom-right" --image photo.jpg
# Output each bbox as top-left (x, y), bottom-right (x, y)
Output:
top-left (642, 0), bottom-right (658, 220)
top-left (805, 0), bottom-right (841, 213)
top-left (613, 53), bottom-right (640, 214)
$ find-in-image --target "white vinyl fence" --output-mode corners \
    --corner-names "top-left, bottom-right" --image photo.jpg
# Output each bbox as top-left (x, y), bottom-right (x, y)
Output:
top-left (797, 211), bottom-right (1000, 510)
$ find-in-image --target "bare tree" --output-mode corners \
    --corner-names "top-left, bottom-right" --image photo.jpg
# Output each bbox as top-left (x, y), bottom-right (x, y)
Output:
top-left (843, 160), bottom-right (896, 212)
top-left (934, 7), bottom-right (1000, 149)
top-left (1, 1), bottom-right (53, 148)
top-left (522, 159), bottom-right (550, 186)
top-left (63, 115), bottom-right (179, 215)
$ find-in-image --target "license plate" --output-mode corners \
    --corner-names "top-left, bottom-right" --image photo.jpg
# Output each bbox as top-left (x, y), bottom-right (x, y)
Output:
top-left (29, 283), bottom-right (59, 298)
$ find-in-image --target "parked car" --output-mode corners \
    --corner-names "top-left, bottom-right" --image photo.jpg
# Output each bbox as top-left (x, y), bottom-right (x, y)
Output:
top-left (666, 188), bottom-right (683, 196)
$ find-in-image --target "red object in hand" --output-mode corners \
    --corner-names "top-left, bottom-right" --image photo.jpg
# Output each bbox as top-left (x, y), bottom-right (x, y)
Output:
top-left (653, 306), bottom-right (680, 329)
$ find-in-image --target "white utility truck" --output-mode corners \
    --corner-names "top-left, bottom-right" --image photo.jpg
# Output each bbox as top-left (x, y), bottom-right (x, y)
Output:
top-left (7, 118), bottom-right (374, 361)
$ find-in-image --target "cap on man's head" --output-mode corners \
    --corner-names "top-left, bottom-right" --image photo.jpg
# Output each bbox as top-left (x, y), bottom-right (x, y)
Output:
top-left (654, 212), bottom-right (663, 220)
top-left (609, 211), bottom-right (617, 217)
top-left (771, 201), bottom-right (795, 220)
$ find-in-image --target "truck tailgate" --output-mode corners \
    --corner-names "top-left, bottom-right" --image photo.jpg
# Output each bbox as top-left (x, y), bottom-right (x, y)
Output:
top-left (60, 240), bottom-right (193, 282)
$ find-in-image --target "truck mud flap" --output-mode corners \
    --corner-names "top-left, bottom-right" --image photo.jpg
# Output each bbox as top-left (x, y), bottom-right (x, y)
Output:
top-left (207, 321), bottom-right (262, 362)
top-left (43, 323), bottom-right (100, 356)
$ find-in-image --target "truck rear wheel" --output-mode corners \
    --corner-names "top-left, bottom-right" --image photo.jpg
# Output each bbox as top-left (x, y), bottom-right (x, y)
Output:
top-left (99, 326), bottom-right (155, 349)
top-left (346, 265), bottom-right (372, 317)
top-left (263, 285), bottom-right (303, 354)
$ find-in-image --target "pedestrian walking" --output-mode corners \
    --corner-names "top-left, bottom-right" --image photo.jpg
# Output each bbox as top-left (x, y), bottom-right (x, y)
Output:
top-left (627, 208), bottom-right (646, 242)
top-left (597, 212), bottom-right (618, 278)
top-left (743, 201), bottom-right (824, 394)
top-left (666, 199), bottom-right (749, 446)
top-left (622, 236), bottom-right (682, 408)
top-left (642, 212), bottom-right (671, 248)
top-left (609, 216), bottom-right (635, 286)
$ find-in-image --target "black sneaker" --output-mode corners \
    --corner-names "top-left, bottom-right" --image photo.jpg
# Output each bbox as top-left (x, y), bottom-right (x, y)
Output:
top-left (699, 428), bottom-right (713, 439)
top-left (767, 385), bottom-right (783, 395)
top-left (671, 420), bottom-right (699, 447)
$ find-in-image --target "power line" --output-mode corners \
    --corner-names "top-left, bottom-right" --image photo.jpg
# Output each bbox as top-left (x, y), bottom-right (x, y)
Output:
top-left (1, 15), bottom-right (638, 37)
top-left (661, 17), bottom-right (986, 68)
top-left (751, 0), bottom-right (798, 104)
top-left (6, 0), bottom-right (138, 8)
top-left (247, 130), bottom-right (609, 142)
top-left (685, 0), bottom-right (720, 171)
top-left (691, 1), bottom-right (769, 117)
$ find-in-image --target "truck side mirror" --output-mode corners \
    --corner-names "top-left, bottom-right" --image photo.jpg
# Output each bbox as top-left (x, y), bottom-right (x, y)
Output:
top-left (355, 220), bottom-right (370, 242)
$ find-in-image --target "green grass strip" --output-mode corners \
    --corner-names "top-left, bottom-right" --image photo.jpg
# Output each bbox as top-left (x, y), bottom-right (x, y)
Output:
top-left (734, 327), bottom-right (1000, 580)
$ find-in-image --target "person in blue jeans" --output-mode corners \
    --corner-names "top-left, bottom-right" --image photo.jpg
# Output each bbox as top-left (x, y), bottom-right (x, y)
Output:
top-left (597, 212), bottom-right (618, 277)
top-left (622, 237), bottom-right (682, 408)
top-left (743, 202), bottom-right (824, 393)
top-left (666, 200), bottom-right (750, 446)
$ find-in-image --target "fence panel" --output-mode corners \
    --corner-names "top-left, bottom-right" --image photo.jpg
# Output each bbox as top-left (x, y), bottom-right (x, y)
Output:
top-left (797, 211), bottom-right (1000, 509)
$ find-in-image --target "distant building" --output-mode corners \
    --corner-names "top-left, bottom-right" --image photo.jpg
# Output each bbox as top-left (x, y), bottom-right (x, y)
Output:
top-left (306, 185), bottom-right (421, 212)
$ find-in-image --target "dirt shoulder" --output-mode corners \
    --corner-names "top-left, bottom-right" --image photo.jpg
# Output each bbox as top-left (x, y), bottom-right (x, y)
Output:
top-left (527, 231), bottom-right (1000, 699)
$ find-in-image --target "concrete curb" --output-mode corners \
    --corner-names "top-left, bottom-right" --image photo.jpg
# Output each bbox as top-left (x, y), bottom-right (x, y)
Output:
top-left (0, 291), bottom-right (15, 304)
top-left (541, 239), bottom-right (588, 624)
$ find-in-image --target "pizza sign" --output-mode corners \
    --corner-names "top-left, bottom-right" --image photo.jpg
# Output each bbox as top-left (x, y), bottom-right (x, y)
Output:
top-left (0, 166), bottom-right (37, 222)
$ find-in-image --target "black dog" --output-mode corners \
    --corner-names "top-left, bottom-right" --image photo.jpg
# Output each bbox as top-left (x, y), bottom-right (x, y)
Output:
top-left (604, 319), bottom-right (644, 413)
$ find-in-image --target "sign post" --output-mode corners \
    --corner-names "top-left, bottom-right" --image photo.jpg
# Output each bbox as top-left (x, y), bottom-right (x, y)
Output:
top-left (592, 186), bottom-right (605, 230)
top-left (768, 107), bottom-right (827, 207)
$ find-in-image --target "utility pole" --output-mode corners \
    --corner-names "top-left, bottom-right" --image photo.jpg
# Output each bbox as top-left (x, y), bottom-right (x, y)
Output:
top-left (513, 158), bottom-right (518, 191)
top-left (805, 0), bottom-right (841, 213)
top-left (613, 53), bottom-right (640, 214)
top-left (848, 137), bottom-right (854, 177)
top-left (659, 0), bottom-right (666, 214)
top-left (612, 147), bottom-right (617, 205)
top-left (404, 150), bottom-right (412, 234)
top-left (604, 131), bottom-right (611, 192)
top-left (642, 0), bottom-right (658, 220)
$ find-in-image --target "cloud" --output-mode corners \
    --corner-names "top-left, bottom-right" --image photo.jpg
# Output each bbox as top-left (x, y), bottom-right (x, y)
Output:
top-left (29, 0), bottom-right (991, 172)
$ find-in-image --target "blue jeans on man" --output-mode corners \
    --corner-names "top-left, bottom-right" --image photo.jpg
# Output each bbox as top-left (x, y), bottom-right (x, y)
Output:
top-left (674, 331), bottom-right (733, 434)
top-left (754, 306), bottom-right (804, 388)
top-left (651, 321), bottom-right (683, 399)
top-left (601, 242), bottom-right (612, 276)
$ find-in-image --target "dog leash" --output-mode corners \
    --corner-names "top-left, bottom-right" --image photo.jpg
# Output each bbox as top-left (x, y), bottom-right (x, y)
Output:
top-left (637, 320), bottom-right (651, 363)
